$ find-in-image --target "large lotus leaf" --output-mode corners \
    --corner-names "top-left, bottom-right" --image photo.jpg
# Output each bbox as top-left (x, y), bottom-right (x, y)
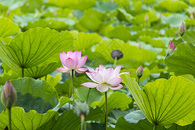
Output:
top-left (185, 18), bottom-right (195, 26)
top-left (155, 0), bottom-right (188, 12)
top-left (24, 19), bottom-right (71, 31)
top-left (0, 17), bottom-right (20, 38)
top-left (117, 8), bottom-right (133, 22)
top-left (139, 36), bottom-right (164, 48)
top-left (182, 30), bottom-right (195, 45)
top-left (161, 13), bottom-right (188, 27)
top-left (24, 61), bottom-right (62, 78)
top-left (38, 107), bottom-right (103, 130)
top-left (76, 15), bottom-right (102, 31)
top-left (108, 117), bottom-right (195, 130)
top-left (95, 39), bottom-right (157, 65)
top-left (0, 0), bottom-right (26, 10)
top-left (0, 77), bottom-right (59, 113)
top-left (107, 25), bottom-right (138, 41)
top-left (165, 43), bottom-right (195, 77)
top-left (73, 32), bottom-right (102, 50)
top-left (48, 0), bottom-right (95, 10)
top-left (0, 97), bottom-right (69, 130)
top-left (121, 75), bottom-right (195, 126)
top-left (93, 1), bottom-right (118, 13)
top-left (0, 28), bottom-right (73, 70)
top-left (91, 91), bottom-right (132, 114)
top-left (131, 12), bottom-right (158, 25)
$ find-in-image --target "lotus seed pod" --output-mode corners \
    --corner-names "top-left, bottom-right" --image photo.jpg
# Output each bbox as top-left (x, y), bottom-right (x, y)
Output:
top-left (1, 80), bottom-right (17, 108)
top-left (73, 101), bottom-right (89, 117)
top-left (111, 49), bottom-right (123, 60)
top-left (136, 65), bottom-right (143, 79)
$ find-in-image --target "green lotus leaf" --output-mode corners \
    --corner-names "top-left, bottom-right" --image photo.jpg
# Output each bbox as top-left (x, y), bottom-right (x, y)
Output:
top-left (0, 0), bottom-right (26, 10)
top-left (73, 32), bottom-right (102, 50)
top-left (0, 77), bottom-right (59, 113)
top-left (161, 13), bottom-right (188, 27)
top-left (48, 0), bottom-right (95, 10)
top-left (95, 39), bottom-right (157, 66)
top-left (76, 15), bottom-right (102, 31)
top-left (182, 30), bottom-right (195, 45)
top-left (93, 1), bottom-right (118, 13)
top-left (0, 17), bottom-right (20, 38)
top-left (165, 43), bottom-right (195, 77)
top-left (121, 75), bottom-right (195, 126)
top-left (108, 117), bottom-right (195, 130)
top-left (0, 97), bottom-right (69, 130)
top-left (107, 25), bottom-right (138, 41)
top-left (38, 107), bottom-right (103, 130)
top-left (0, 28), bottom-right (73, 72)
top-left (131, 12), bottom-right (158, 25)
top-left (91, 91), bottom-right (132, 114)
top-left (155, 0), bottom-right (188, 12)
top-left (24, 61), bottom-right (62, 79)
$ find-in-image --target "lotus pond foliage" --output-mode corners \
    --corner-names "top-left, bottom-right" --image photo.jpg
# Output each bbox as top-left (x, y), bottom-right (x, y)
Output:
top-left (0, 0), bottom-right (195, 130)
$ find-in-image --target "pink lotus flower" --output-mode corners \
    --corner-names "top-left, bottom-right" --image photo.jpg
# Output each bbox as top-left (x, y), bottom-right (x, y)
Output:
top-left (168, 42), bottom-right (175, 50)
top-left (81, 65), bottom-right (130, 92)
top-left (56, 51), bottom-right (88, 74)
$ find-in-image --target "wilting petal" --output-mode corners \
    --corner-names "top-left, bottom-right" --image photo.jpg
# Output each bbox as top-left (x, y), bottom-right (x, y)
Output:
top-left (56, 67), bottom-right (70, 73)
top-left (108, 77), bottom-right (122, 86)
top-left (86, 72), bottom-right (104, 83)
top-left (81, 82), bottom-right (98, 88)
top-left (76, 68), bottom-right (88, 73)
top-left (96, 84), bottom-right (109, 92)
top-left (110, 84), bottom-right (123, 90)
top-left (64, 58), bottom-right (76, 69)
top-left (119, 72), bottom-right (130, 75)
top-left (77, 55), bottom-right (88, 68)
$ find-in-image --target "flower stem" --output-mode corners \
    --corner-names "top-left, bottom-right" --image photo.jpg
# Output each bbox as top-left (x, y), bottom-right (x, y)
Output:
top-left (22, 68), bottom-right (24, 77)
top-left (8, 107), bottom-right (11, 130)
top-left (86, 88), bottom-right (91, 103)
top-left (114, 57), bottom-right (117, 68)
top-left (105, 91), bottom-right (107, 130)
top-left (71, 69), bottom-right (75, 102)
top-left (138, 78), bottom-right (140, 85)
top-left (45, 75), bottom-right (47, 81)
top-left (153, 123), bottom-right (157, 130)
top-left (80, 114), bottom-right (86, 130)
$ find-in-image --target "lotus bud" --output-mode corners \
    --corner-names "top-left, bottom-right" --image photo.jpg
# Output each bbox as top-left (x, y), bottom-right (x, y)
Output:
top-left (1, 80), bottom-right (17, 108)
top-left (73, 101), bottom-right (89, 117)
top-left (26, 2), bottom-right (30, 8)
top-left (111, 49), bottom-right (123, 60)
top-left (6, 9), bottom-right (10, 15)
top-left (179, 22), bottom-right (185, 36)
top-left (145, 14), bottom-right (148, 22)
top-left (136, 65), bottom-right (143, 79)
top-left (168, 42), bottom-right (175, 50)
top-left (190, 13), bottom-right (194, 19)
top-left (158, 13), bottom-right (162, 20)
top-left (138, 43), bottom-right (141, 49)
top-left (54, 11), bottom-right (57, 16)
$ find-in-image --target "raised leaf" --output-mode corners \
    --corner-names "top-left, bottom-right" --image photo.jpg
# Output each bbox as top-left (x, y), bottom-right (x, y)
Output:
top-left (165, 43), bottom-right (195, 77)
top-left (121, 75), bottom-right (195, 126)
top-left (0, 17), bottom-right (20, 38)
